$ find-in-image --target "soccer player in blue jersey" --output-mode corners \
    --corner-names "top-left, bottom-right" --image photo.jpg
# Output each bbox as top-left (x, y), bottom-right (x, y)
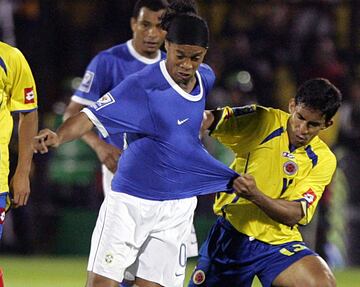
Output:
top-left (63, 1), bottom-right (198, 285)
top-left (188, 78), bottom-right (342, 287)
top-left (64, 0), bottom-right (167, 181)
top-left (33, 1), bottom-right (238, 287)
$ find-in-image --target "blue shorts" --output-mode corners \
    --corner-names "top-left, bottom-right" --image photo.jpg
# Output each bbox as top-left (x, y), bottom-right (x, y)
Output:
top-left (0, 193), bottom-right (8, 239)
top-left (188, 217), bottom-right (316, 287)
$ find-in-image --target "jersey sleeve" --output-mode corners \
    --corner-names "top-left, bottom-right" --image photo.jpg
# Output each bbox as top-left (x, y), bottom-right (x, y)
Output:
top-left (281, 152), bottom-right (337, 225)
top-left (8, 47), bottom-right (38, 112)
top-left (211, 105), bottom-right (272, 154)
top-left (82, 75), bottom-right (155, 137)
top-left (72, 53), bottom-right (115, 105)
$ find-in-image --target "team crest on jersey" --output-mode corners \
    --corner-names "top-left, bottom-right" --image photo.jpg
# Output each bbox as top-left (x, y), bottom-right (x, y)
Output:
top-left (303, 189), bottom-right (317, 205)
top-left (93, 93), bottom-right (115, 111)
top-left (0, 208), bottom-right (5, 224)
top-left (78, 70), bottom-right (94, 93)
top-left (24, 87), bottom-right (35, 104)
top-left (192, 269), bottom-right (205, 285)
top-left (283, 160), bottom-right (298, 175)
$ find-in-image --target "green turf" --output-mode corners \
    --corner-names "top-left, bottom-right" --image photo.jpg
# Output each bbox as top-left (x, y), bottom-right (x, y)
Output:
top-left (0, 256), bottom-right (359, 286)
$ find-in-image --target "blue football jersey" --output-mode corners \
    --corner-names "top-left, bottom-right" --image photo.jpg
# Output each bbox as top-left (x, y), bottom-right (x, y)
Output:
top-left (72, 40), bottom-right (165, 149)
top-left (83, 60), bottom-right (238, 200)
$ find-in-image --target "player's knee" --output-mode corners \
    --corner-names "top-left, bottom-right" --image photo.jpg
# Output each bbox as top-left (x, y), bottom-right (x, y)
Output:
top-left (304, 270), bottom-right (336, 287)
top-left (319, 270), bottom-right (336, 287)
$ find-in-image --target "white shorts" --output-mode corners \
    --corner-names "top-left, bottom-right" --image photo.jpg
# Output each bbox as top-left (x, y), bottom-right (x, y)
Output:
top-left (87, 191), bottom-right (197, 286)
top-left (101, 165), bottom-right (113, 196)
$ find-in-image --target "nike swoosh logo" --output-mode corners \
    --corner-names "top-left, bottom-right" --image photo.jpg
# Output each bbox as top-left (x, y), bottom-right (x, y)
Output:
top-left (175, 273), bottom-right (184, 277)
top-left (177, 118), bottom-right (189, 125)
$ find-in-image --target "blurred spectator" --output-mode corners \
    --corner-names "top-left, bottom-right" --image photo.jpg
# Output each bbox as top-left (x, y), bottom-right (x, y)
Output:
top-left (336, 78), bottom-right (360, 265)
top-left (298, 35), bottom-right (347, 93)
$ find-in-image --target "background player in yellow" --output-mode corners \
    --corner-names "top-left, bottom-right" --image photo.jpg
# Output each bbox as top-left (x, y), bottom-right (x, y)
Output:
top-left (0, 41), bottom-right (38, 239)
top-left (189, 78), bottom-right (341, 287)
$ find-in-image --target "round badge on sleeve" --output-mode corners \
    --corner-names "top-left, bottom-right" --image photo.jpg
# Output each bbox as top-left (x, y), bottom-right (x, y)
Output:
top-left (192, 269), bottom-right (206, 285)
top-left (283, 161), bottom-right (298, 176)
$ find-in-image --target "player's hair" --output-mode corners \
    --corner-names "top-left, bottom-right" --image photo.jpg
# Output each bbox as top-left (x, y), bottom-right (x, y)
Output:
top-left (295, 78), bottom-right (342, 122)
top-left (132, 0), bottom-right (169, 18)
top-left (161, 0), bottom-right (209, 48)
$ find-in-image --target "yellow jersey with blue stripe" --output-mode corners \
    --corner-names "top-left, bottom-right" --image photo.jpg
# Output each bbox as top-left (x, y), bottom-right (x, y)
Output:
top-left (212, 105), bottom-right (336, 244)
top-left (0, 41), bottom-right (38, 193)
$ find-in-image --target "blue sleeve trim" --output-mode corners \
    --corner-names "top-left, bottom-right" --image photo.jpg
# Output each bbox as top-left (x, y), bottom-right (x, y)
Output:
top-left (11, 107), bottom-right (38, 113)
top-left (0, 56), bottom-right (7, 75)
top-left (260, 127), bottom-right (284, 145)
top-left (305, 145), bottom-right (318, 167)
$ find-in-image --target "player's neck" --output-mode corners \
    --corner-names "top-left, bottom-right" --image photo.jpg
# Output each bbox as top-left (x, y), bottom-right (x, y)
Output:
top-left (178, 76), bottom-right (197, 93)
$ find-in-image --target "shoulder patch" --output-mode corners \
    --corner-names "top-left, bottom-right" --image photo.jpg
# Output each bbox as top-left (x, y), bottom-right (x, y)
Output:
top-left (78, 70), bottom-right (95, 93)
top-left (24, 87), bottom-right (35, 104)
top-left (92, 92), bottom-right (115, 111)
top-left (302, 189), bottom-right (317, 206)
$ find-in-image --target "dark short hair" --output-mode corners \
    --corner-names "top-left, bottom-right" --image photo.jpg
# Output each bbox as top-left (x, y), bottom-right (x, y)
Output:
top-left (161, 0), bottom-right (209, 48)
top-left (132, 0), bottom-right (169, 18)
top-left (295, 78), bottom-right (342, 122)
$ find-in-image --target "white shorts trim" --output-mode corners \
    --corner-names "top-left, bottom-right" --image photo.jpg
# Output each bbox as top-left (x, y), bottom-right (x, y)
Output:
top-left (101, 165), bottom-right (113, 197)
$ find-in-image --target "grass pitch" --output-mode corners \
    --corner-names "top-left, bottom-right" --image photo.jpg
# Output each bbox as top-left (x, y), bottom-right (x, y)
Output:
top-left (0, 256), bottom-right (359, 286)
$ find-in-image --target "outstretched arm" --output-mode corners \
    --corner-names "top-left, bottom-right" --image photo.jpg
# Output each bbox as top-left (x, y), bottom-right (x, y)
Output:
top-left (233, 174), bottom-right (304, 227)
top-left (33, 112), bottom-right (93, 154)
top-left (64, 101), bottom-right (121, 173)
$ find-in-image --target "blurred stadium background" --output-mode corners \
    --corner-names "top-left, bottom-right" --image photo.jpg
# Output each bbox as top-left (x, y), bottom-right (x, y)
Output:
top-left (1, 0), bottom-right (360, 286)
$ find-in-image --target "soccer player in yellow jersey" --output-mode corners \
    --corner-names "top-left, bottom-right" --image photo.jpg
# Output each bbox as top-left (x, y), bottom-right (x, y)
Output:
top-left (189, 78), bottom-right (341, 287)
top-left (0, 41), bottom-right (38, 239)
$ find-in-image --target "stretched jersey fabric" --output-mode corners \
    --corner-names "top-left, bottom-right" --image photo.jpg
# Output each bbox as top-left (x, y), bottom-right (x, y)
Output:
top-left (0, 41), bottom-right (38, 193)
top-left (211, 105), bottom-right (336, 244)
top-left (83, 60), bottom-right (238, 200)
top-left (72, 40), bottom-right (165, 149)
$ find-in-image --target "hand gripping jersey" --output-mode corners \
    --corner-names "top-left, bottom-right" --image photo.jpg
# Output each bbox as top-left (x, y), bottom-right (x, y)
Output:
top-left (212, 105), bottom-right (336, 244)
top-left (0, 41), bottom-right (38, 193)
top-left (72, 40), bottom-right (165, 149)
top-left (83, 61), bottom-right (238, 200)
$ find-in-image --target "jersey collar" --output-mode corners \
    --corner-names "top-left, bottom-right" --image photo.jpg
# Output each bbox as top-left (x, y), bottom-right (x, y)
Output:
top-left (127, 40), bottom-right (161, 64)
top-left (159, 60), bottom-right (203, 102)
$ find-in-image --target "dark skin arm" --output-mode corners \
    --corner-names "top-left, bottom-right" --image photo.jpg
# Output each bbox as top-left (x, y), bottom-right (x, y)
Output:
top-left (233, 174), bottom-right (304, 227)
top-left (10, 110), bottom-right (38, 207)
top-left (63, 101), bottom-right (121, 173)
top-left (33, 112), bottom-right (94, 153)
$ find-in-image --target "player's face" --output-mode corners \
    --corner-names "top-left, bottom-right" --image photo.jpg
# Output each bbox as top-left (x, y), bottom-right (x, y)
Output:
top-left (165, 41), bottom-right (207, 86)
top-left (131, 7), bottom-right (166, 58)
top-left (287, 99), bottom-right (332, 148)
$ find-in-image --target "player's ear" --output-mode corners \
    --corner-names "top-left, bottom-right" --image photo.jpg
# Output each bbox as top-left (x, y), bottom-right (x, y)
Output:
top-left (323, 120), bottom-right (333, 129)
top-left (130, 17), bottom-right (137, 33)
top-left (164, 40), bottom-right (169, 52)
top-left (288, 98), bottom-right (296, 114)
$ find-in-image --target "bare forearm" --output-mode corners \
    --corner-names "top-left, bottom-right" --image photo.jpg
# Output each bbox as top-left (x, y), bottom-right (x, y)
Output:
top-left (17, 110), bottom-right (38, 174)
top-left (57, 112), bottom-right (94, 144)
top-left (80, 130), bottom-right (103, 150)
top-left (251, 194), bottom-right (304, 227)
top-left (63, 101), bottom-right (101, 150)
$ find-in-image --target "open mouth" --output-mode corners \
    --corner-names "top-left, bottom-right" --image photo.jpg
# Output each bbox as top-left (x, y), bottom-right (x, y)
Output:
top-left (178, 71), bottom-right (191, 80)
top-left (143, 41), bottom-right (158, 49)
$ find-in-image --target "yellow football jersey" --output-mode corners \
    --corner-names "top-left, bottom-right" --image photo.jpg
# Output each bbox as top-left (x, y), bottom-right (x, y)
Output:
top-left (212, 105), bottom-right (336, 244)
top-left (0, 41), bottom-right (38, 192)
